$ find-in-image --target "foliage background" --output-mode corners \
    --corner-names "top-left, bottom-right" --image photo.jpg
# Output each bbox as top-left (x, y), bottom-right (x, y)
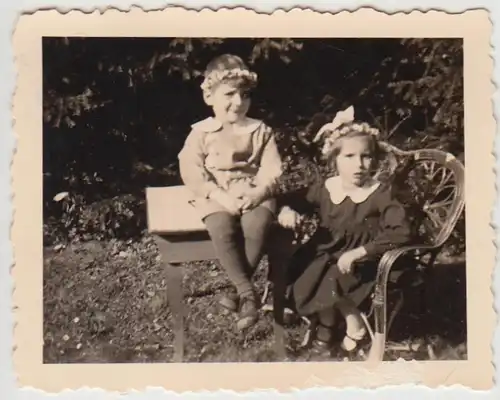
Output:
top-left (42, 37), bottom-right (464, 247)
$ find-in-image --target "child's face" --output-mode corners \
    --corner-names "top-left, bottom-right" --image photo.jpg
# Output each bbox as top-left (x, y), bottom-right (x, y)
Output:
top-left (335, 136), bottom-right (375, 187)
top-left (205, 81), bottom-right (251, 124)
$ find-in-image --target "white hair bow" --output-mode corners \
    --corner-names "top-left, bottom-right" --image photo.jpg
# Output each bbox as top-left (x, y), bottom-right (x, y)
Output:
top-left (313, 106), bottom-right (355, 143)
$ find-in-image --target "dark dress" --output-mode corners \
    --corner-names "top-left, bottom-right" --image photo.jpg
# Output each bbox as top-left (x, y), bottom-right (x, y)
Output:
top-left (287, 178), bottom-right (412, 317)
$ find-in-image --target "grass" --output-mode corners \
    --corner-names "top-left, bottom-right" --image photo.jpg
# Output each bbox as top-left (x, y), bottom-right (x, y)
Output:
top-left (43, 235), bottom-right (467, 363)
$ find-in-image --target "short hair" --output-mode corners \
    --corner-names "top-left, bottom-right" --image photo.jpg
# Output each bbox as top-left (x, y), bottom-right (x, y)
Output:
top-left (200, 54), bottom-right (258, 93)
top-left (204, 54), bottom-right (249, 75)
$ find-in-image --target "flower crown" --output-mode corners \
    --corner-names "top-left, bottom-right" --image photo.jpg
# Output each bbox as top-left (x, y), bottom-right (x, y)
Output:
top-left (313, 106), bottom-right (380, 157)
top-left (200, 68), bottom-right (258, 93)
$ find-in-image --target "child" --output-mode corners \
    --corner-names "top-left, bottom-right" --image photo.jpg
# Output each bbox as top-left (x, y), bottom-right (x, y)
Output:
top-left (178, 54), bottom-right (283, 331)
top-left (278, 106), bottom-right (412, 352)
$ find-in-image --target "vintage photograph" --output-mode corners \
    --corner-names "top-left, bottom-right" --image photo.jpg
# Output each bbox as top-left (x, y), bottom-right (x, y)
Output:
top-left (12, 8), bottom-right (494, 392)
top-left (42, 36), bottom-right (466, 364)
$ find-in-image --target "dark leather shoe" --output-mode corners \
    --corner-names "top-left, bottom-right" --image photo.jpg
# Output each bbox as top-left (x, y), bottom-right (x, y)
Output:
top-left (236, 295), bottom-right (259, 331)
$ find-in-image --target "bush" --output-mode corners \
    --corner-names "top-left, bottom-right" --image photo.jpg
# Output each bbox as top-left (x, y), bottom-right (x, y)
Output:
top-left (43, 37), bottom-right (464, 251)
top-left (45, 192), bottom-right (146, 245)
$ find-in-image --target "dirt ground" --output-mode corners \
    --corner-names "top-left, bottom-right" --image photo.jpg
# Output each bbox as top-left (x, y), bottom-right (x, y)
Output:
top-left (43, 236), bottom-right (467, 363)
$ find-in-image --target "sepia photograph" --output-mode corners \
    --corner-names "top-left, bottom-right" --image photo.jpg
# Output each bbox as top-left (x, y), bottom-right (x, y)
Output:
top-left (42, 35), bottom-right (466, 364)
top-left (11, 8), bottom-right (494, 392)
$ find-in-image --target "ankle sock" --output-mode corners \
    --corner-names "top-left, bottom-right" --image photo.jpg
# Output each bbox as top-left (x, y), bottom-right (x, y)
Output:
top-left (345, 312), bottom-right (365, 338)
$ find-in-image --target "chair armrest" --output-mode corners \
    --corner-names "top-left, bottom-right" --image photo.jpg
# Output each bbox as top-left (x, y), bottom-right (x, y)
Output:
top-left (371, 244), bottom-right (439, 304)
top-left (379, 244), bottom-right (438, 271)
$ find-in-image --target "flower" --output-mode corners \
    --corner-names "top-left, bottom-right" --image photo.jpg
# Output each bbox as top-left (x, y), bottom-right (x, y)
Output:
top-left (313, 106), bottom-right (355, 143)
top-left (319, 119), bottom-right (381, 157)
top-left (314, 106), bottom-right (381, 157)
top-left (200, 68), bottom-right (258, 92)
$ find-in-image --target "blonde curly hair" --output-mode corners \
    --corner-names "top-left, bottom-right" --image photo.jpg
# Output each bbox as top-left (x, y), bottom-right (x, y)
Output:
top-left (314, 107), bottom-right (395, 180)
top-left (321, 121), bottom-right (380, 158)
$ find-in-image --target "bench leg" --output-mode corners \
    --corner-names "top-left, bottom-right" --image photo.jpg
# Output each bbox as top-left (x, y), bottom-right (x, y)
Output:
top-left (270, 259), bottom-right (287, 360)
top-left (267, 228), bottom-right (297, 360)
top-left (165, 262), bottom-right (184, 362)
top-left (368, 287), bottom-right (386, 363)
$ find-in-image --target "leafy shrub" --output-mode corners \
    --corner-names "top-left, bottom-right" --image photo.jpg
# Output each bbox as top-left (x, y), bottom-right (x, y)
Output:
top-left (45, 192), bottom-right (146, 245)
top-left (43, 37), bottom-right (464, 252)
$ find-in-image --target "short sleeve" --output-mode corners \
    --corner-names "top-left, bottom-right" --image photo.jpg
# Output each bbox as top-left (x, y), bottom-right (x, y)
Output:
top-left (178, 128), bottom-right (219, 199)
top-left (363, 185), bottom-right (412, 256)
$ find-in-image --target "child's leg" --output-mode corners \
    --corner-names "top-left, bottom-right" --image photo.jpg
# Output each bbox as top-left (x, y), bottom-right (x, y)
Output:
top-left (240, 206), bottom-right (274, 277)
top-left (318, 307), bottom-right (336, 328)
top-left (315, 307), bottom-right (336, 344)
top-left (336, 298), bottom-right (366, 351)
top-left (203, 212), bottom-right (253, 297)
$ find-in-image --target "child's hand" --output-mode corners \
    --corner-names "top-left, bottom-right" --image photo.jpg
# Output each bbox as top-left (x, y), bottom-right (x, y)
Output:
top-left (210, 189), bottom-right (241, 215)
top-left (238, 187), bottom-right (268, 212)
top-left (228, 185), bottom-right (251, 200)
top-left (337, 247), bottom-right (367, 274)
top-left (277, 206), bottom-right (302, 229)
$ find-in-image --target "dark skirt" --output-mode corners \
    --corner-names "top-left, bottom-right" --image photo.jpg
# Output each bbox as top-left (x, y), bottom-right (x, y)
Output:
top-left (287, 235), bottom-right (378, 317)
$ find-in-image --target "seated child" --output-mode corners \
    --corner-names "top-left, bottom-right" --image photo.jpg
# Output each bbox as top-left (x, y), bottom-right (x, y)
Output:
top-left (178, 54), bottom-right (283, 331)
top-left (278, 106), bottom-right (412, 352)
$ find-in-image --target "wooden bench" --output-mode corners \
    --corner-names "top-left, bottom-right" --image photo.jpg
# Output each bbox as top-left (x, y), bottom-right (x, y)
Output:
top-left (146, 185), bottom-right (292, 362)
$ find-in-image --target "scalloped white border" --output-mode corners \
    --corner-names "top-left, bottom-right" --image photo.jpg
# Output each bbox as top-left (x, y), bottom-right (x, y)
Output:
top-left (3, 1), bottom-right (499, 399)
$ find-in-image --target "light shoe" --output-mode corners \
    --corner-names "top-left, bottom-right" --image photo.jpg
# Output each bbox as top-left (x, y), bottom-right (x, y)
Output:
top-left (341, 327), bottom-right (367, 352)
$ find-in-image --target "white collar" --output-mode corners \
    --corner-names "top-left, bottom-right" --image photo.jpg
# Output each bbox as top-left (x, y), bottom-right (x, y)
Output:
top-left (191, 117), bottom-right (263, 134)
top-left (324, 176), bottom-right (381, 204)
